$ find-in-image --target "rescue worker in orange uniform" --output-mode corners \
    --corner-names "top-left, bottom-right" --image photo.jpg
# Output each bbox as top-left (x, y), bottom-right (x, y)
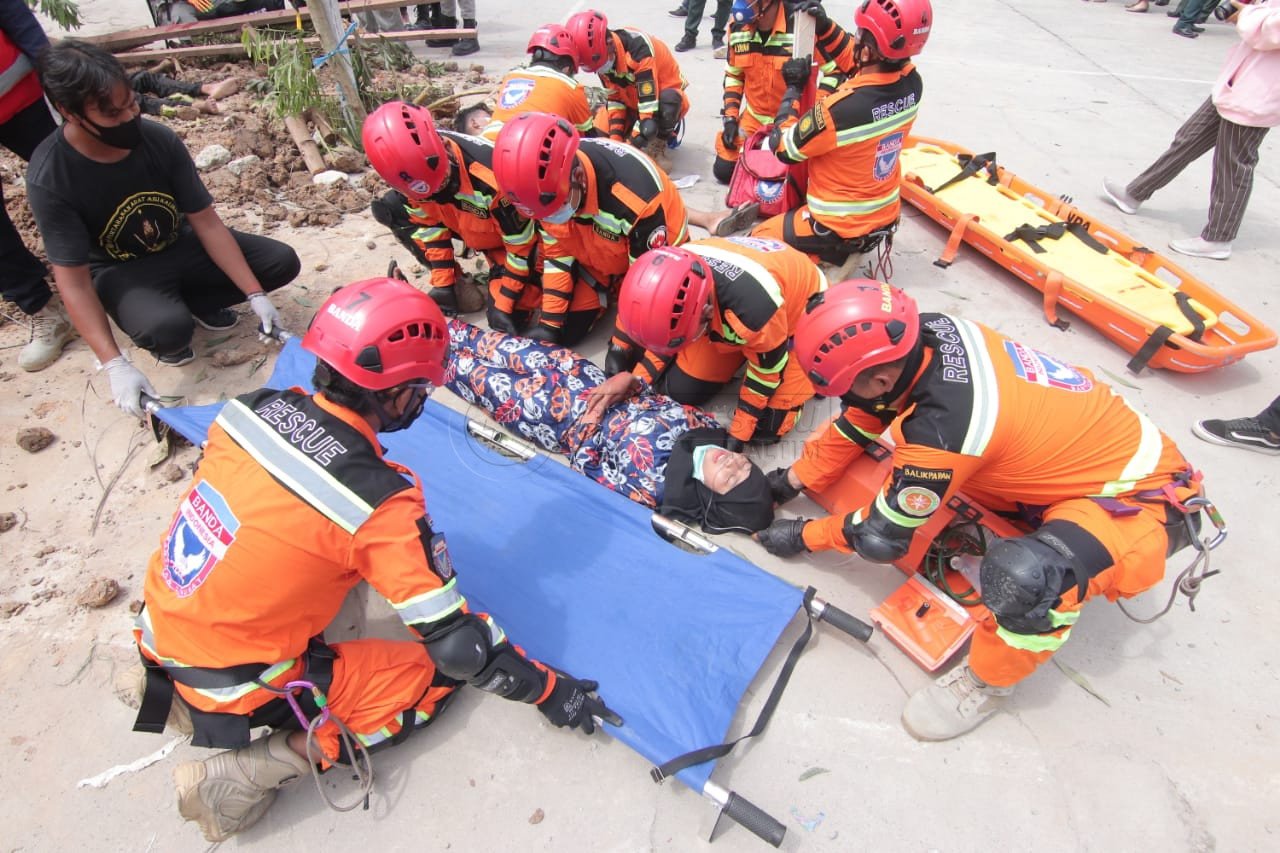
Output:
top-left (482, 24), bottom-right (593, 142)
top-left (752, 0), bottom-right (930, 266)
top-left (132, 278), bottom-right (619, 842)
top-left (584, 235), bottom-right (827, 448)
top-left (493, 112), bottom-right (689, 350)
top-left (714, 0), bottom-right (796, 184)
top-left (757, 281), bottom-right (1214, 741)
top-left (363, 102), bottom-right (540, 327)
top-left (567, 10), bottom-right (689, 153)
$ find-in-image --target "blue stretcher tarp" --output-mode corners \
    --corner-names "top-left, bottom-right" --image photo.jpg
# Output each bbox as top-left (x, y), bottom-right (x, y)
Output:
top-left (154, 341), bottom-right (805, 792)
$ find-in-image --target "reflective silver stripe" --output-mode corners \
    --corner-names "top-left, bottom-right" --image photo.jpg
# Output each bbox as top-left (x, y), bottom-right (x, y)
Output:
top-left (135, 609), bottom-right (295, 702)
top-left (0, 53), bottom-right (33, 98)
top-left (481, 613), bottom-right (506, 646)
top-left (1098, 392), bottom-right (1164, 497)
top-left (955, 320), bottom-right (1000, 457)
top-left (689, 243), bottom-right (783, 308)
top-left (392, 576), bottom-right (466, 625)
top-left (216, 400), bottom-right (375, 534)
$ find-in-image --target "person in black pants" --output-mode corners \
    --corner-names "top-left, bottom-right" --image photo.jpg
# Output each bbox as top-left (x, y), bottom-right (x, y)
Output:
top-left (0, 0), bottom-right (74, 372)
top-left (672, 0), bottom-right (733, 54)
top-left (1172, 0), bottom-right (1210, 37)
top-left (26, 40), bottom-right (300, 418)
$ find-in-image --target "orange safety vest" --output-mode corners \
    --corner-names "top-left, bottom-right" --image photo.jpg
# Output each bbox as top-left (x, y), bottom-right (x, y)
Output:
top-left (0, 30), bottom-right (42, 125)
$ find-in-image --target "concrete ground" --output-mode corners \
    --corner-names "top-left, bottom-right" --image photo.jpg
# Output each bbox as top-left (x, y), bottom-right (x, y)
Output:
top-left (6, 1), bottom-right (1277, 851)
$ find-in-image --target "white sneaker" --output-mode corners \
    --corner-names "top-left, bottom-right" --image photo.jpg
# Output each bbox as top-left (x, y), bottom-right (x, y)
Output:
top-left (1101, 178), bottom-right (1141, 215)
top-left (901, 661), bottom-right (1014, 741)
top-left (18, 300), bottom-right (76, 372)
top-left (1169, 236), bottom-right (1231, 260)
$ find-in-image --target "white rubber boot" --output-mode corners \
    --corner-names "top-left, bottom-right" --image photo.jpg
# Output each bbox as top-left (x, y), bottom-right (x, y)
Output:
top-left (174, 731), bottom-right (313, 842)
top-left (901, 661), bottom-right (1014, 742)
top-left (18, 298), bottom-right (75, 372)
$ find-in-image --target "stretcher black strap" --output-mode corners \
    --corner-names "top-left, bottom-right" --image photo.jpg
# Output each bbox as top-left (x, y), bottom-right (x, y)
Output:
top-left (928, 151), bottom-right (998, 195)
top-left (1174, 291), bottom-right (1207, 342)
top-left (1004, 221), bottom-right (1109, 255)
top-left (1127, 324), bottom-right (1176, 374)
top-left (649, 587), bottom-right (816, 784)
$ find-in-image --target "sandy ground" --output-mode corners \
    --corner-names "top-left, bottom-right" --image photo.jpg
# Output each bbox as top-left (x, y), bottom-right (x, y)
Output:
top-left (2, 1), bottom-right (1278, 851)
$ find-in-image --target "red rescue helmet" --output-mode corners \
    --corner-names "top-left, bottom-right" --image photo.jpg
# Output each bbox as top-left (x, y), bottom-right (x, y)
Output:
top-left (527, 23), bottom-right (579, 63)
top-left (303, 278), bottom-right (449, 390)
top-left (361, 101), bottom-right (450, 198)
top-left (617, 246), bottom-right (712, 356)
top-left (567, 10), bottom-right (610, 71)
top-left (493, 112), bottom-right (581, 219)
top-left (854, 0), bottom-right (932, 61)
top-left (793, 279), bottom-right (919, 397)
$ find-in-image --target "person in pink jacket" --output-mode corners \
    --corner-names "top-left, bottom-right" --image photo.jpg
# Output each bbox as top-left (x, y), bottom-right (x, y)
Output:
top-left (1102, 0), bottom-right (1280, 260)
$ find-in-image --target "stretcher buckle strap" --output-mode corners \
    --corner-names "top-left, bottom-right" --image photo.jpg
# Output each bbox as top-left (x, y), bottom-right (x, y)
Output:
top-left (650, 588), bottom-right (816, 784)
top-left (928, 151), bottom-right (998, 195)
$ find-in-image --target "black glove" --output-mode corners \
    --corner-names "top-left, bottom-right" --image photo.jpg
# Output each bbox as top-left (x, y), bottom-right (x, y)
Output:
top-left (724, 435), bottom-right (746, 453)
top-left (757, 518), bottom-right (810, 557)
top-left (604, 342), bottom-right (640, 377)
top-left (798, 0), bottom-right (829, 26)
top-left (721, 117), bottom-right (740, 150)
top-left (538, 671), bottom-right (623, 735)
top-left (636, 117), bottom-right (658, 142)
top-left (428, 286), bottom-right (459, 317)
top-left (767, 467), bottom-right (803, 505)
top-left (526, 323), bottom-right (559, 344)
top-left (486, 304), bottom-right (518, 335)
top-left (781, 56), bottom-right (811, 89)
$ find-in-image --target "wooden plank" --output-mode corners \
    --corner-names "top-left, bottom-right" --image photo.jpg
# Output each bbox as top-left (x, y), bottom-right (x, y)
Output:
top-left (88, 0), bottom-right (434, 53)
top-left (113, 28), bottom-right (475, 64)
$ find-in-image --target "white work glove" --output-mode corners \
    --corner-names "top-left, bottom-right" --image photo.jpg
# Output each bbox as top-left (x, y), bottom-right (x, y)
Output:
top-left (248, 291), bottom-right (281, 334)
top-left (102, 355), bottom-right (157, 419)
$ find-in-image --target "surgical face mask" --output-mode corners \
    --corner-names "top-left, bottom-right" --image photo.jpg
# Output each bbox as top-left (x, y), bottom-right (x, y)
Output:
top-left (84, 113), bottom-right (144, 151)
top-left (542, 199), bottom-right (577, 224)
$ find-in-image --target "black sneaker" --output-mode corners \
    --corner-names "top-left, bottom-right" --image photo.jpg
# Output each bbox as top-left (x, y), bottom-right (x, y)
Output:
top-left (668, 6), bottom-right (688, 16)
top-left (712, 36), bottom-right (725, 49)
top-left (1192, 417), bottom-right (1280, 455)
top-left (193, 307), bottom-right (239, 330)
top-left (674, 34), bottom-right (696, 52)
top-left (158, 346), bottom-right (195, 367)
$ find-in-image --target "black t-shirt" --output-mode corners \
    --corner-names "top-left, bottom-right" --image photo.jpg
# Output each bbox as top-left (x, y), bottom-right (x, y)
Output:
top-left (25, 119), bottom-right (214, 266)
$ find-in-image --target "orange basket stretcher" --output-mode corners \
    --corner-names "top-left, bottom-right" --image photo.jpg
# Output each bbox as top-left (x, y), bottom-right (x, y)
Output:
top-left (900, 136), bottom-right (1276, 374)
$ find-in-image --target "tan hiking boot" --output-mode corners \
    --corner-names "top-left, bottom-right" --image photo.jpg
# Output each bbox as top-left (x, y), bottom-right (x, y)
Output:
top-left (174, 731), bottom-right (312, 842)
top-left (113, 663), bottom-right (194, 736)
top-left (901, 660), bottom-right (1014, 741)
top-left (18, 298), bottom-right (75, 372)
top-left (643, 135), bottom-right (672, 171)
top-left (455, 274), bottom-right (488, 313)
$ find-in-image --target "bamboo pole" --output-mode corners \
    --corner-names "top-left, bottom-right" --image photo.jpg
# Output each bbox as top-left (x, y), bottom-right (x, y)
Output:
top-left (285, 114), bottom-right (328, 175)
top-left (307, 109), bottom-right (339, 146)
top-left (307, 0), bottom-right (367, 126)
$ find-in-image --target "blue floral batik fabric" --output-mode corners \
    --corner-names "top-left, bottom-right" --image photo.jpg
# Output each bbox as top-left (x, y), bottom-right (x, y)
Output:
top-left (445, 321), bottom-right (719, 507)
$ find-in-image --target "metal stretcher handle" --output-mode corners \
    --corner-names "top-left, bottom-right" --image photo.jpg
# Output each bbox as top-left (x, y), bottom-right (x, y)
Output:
top-left (808, 594), bottom-right (874, 643)
top-left (704, 782), bottom-right (786, 848)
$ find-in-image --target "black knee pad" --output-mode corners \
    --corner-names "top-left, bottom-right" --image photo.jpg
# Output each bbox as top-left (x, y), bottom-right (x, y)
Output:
top-left (424, 615), bottom-right (490, 680)
top-left (657, 88), bottom-right (683, 134)
top-left (713, 156), bottom-right (736, 185)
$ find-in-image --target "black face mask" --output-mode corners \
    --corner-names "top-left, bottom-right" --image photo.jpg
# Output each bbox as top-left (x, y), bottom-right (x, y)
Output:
top-left (83, 114), bottom-right (144, 151)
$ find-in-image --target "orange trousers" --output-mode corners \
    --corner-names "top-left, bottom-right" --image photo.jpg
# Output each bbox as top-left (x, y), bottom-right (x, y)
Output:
top-left (968, 498), bottom-right (1171, 688)
top-left (305, 639), bottom-right (457, 761)
top-left (671, 336), bottom-right (813, 438)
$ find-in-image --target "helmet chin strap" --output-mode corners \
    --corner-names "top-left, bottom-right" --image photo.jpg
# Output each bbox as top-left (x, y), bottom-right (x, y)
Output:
top-left (366, 386), bottom-right (427, 433)
top-left (842, 339), bottom-right (925, 413)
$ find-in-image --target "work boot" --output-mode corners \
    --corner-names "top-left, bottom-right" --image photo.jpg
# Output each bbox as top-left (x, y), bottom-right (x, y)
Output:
top-left (643, 134), bottom-right (672, 170)
top-left (674, 33), bottom-right (696, 52)
top-left (454, 274), bottom-right (487, 313)
top-left (113, 663), bottom-right (194, 736)
top-left (18, 298), bottom-right (75, 372)
top-left (901, 661), bottom-right (1014, 741)
top-left (434, 14), bottom-right (459, 47)
top-left (174, 731), bottom-right (313, 842)
top-left (452, 18), bottom-right (480, 56)
top-left (413, 3), bottom-right (433, 29)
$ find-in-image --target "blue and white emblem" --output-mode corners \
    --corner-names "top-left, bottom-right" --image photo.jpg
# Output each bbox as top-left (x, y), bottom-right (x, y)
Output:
top-left (499, 78), bottom-right (535, 110)
top-left (161, 481), bottom-right (241, 597)
top-left (1004, 341), bottom-right (1094, 392)
top-left (873, 131), bottom-right (904, 181)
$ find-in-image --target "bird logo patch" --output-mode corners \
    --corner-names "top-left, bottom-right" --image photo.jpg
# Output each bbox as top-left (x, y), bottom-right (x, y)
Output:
top-left (873, 131), bottom-right (904, 181)
top-left (499, 78), bottom-right (535, 110)
top-left (1004, 341), bottom-right (1094, 392)
top-left (161, 481), bottom-right (240, 597)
